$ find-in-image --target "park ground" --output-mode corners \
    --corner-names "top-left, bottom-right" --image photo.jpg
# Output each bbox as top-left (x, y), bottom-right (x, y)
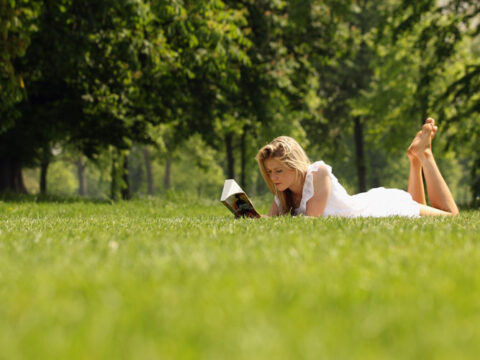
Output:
top-left (1, 196), bottom-right (480, 359)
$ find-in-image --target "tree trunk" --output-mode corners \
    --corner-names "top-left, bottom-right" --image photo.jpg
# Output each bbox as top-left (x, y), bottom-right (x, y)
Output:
top-left (164, 156), bottom-right (171, 190)
top-left (121, 153), bottom-right (130, 200)
top-left (110, 148), bottom-right (118, 201)
top-left (240, 127), bottom-right (247, 188)
top-left (13, 163), bottom-right (27, 193)
top-left (0, 158), bottom-right (13, 192)
top-left (40, 154), bottom-right (49, 196)
top-left (472, 155), bottom-right (480, 207)
top-left (143, 146), bottom-right (154, 195)
top-left (418, 64), bottom-right (431, 125)
top-left (0, 158), bottom-right (27, 193)
top-left (76, 157), bottom-right (87, 196)
top-left (354, 116), bottom-right (367, 193)
top-left (225, 133), bottom-right (235, 179)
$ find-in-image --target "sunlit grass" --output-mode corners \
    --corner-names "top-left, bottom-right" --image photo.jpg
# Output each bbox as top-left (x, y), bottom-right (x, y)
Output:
top-left (0, 198), bottom-right (479, 359)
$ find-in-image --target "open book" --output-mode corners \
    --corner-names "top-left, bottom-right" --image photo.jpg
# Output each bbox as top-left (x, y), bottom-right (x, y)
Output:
top-left (220, 179), bottom-right (261, 218)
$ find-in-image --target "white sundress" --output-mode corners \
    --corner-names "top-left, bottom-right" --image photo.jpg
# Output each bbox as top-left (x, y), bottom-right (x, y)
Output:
top-left (274, 161), bottom-right (420, 218)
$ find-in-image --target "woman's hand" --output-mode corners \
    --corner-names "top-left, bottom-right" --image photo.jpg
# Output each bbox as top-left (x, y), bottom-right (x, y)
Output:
top-left (267, 198), bottom-right (280, 216)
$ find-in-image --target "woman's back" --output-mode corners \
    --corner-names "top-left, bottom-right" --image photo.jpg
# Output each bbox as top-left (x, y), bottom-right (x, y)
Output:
top-left (276, 161), bottom-right (420, 218)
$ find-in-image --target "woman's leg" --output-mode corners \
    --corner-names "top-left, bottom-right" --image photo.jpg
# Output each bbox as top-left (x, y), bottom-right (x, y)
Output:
top-left (411, 118), bottom-right (459, 216)
top-left (407, 131), bottom-right (426, 205)
top-left (418, 204), bottom-right (454, 216)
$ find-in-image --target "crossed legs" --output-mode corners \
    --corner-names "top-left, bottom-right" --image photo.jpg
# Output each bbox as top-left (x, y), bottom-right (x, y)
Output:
top-left (407, 118), bottom-right (459, 216)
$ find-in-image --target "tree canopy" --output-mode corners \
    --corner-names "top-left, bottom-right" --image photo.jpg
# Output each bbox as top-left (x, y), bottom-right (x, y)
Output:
top-left (1, 0), bottom-right (479, 202)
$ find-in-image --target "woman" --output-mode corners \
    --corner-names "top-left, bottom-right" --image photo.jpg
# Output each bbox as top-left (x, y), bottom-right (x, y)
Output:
top-left (256, 118), bottom-right (459, 217)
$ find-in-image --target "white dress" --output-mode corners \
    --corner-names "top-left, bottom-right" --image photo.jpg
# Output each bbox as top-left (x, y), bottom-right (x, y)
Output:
top-left (274, 161), bottom-right (420, 218)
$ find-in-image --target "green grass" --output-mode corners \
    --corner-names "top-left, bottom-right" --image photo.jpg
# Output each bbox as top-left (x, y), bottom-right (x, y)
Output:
top-left (1, 197), bottom-right (479, 359)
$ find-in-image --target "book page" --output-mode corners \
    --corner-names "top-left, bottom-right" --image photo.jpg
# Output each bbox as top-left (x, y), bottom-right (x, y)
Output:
top-left (222, 193), bottom-right (261, 218)
top-left (220, 179), bottom-right (245, 202)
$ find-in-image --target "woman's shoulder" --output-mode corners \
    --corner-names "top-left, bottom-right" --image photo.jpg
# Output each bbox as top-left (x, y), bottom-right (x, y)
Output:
top-left (302, 161), bottom-right (331, 196)
top-left (306, 161), bottom-right (333, 193)
top-left (310, 164), bottom-right (330, 188)
top-left (308, 161), bottom-right (332, 175)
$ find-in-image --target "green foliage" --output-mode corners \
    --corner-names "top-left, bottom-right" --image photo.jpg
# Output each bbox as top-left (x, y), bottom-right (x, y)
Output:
top-left (46, 161), bottom-right (77, 195)
top-left (389, 0), bottom-right (480, 201)
top-left (167, 134), bottom-right (225, 197)
top-left (0, 0), bottom-right (478, 202)
top-left (1, 200), bottom-right (480, 358)
top-left (0, 0), bottom-right (39, 130)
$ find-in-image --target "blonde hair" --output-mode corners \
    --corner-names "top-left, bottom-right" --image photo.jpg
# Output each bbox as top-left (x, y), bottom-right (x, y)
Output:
top-left (256, 136), bottom-right (311, 215)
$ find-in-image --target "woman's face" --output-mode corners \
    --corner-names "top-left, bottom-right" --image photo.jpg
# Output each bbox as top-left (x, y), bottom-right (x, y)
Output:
top-left (264, 158), bottom-right (297, 192)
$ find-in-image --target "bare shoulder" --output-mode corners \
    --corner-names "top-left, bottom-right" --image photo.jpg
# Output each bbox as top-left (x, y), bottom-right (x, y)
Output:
top-left (305, 164), bottom-right (331, 217)
top-left (311, 164), bottom-right (329, 177)
top-left (311, 164), bottom-right (330, 186)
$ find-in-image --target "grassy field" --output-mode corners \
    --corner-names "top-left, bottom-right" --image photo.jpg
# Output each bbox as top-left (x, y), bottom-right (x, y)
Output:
top-left (1, 196), bottom-right (479, 359)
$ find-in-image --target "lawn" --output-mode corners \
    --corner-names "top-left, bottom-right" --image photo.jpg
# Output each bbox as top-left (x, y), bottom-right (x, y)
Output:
top-left (1, 196), bottom-right (479, 359)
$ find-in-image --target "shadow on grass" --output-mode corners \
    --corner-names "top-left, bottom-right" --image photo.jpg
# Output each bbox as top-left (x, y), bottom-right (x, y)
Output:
top-left (0, 190), bottom-right (216, 206)
top-left (0, 192), bottom-right (111, 204)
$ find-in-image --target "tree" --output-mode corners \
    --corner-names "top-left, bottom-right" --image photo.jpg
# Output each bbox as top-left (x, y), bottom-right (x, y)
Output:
top-left (386, 0), bottom-right (480, 202)
top-left (0, 0), bottom-right (40, 192)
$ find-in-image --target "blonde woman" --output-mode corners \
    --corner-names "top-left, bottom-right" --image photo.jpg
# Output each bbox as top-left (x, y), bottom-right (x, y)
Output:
top-left (256, 118), bottom-right (459, 217)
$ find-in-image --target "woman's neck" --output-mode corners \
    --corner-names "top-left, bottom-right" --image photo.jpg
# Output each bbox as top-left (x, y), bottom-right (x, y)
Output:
top-left (288, 175), bottom-right (305, 196)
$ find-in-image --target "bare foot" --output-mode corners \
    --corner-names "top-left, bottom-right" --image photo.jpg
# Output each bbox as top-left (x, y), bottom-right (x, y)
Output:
top-left (407, 130), bottom-right (423, 165)
top-left (407, 118), bottom-right (437, 161)
top-left (425, 117), bottom-right (438, 140)
top-left (408, 122), bottom-right (434, 160)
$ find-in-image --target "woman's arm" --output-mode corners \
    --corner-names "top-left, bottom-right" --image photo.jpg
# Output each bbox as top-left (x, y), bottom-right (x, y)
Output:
top-left (305, 166), bottom-right (331, 217)
top-left (265, 198), bottom-right (280, 217)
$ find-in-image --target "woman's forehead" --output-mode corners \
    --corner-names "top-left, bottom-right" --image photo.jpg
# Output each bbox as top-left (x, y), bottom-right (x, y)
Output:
top-left (264, 158), bottom-right (284, 170)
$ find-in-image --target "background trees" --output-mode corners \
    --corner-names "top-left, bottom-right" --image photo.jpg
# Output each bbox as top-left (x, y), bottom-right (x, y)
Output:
top-left (1, 0), bottom-right (478, 204)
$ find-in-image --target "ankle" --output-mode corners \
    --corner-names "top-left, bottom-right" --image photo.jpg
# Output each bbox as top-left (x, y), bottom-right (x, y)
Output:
top-left (419, 149), bottom-right (434, 162)
top-left (408, 154), bottom-right (422, 167)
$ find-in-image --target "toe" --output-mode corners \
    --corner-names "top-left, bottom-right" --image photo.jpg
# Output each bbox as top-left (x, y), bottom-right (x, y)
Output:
top-left (422, 123), bottom-right (432, 132)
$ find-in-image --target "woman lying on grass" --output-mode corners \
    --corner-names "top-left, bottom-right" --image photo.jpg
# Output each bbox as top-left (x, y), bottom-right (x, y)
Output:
top-left (256, 118), bottom-right (459, 217)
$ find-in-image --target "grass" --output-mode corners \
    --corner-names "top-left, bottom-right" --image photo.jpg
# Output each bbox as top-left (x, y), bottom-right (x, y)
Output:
top-left (0, 197), bottom-right (479, 359)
